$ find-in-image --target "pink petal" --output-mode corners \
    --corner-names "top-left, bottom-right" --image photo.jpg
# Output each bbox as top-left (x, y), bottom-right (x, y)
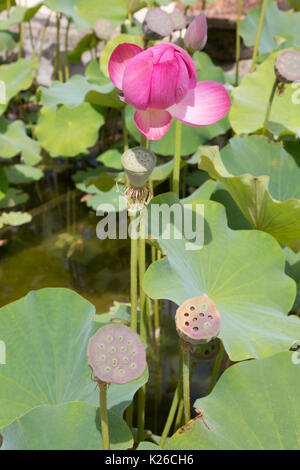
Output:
top-left (168, 81), bottom-right (231, 126)
top-left (108, 43), bottom-right (143, 90)
top-left (134, 109), bottom-right (172, 141)
top-left (174, 54), bottom-right (190, 103)
top-left (123, 49), bottom-right (154, 110)
top-left (173, 45), bottom-right (197, 88)
top-left (149, 60), bottom-right (179, 109)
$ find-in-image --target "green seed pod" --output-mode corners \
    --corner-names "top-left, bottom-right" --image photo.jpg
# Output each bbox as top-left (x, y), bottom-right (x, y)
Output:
top-left (175, 296), bottom-right (221, 345)
top-left (274, 50), bottom-right (300, 84)
top-left (121, 147), bottom-right (156, 188)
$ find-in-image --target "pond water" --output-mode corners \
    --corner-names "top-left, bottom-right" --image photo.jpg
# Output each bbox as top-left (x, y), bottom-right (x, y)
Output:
top-left (0, 179), bottom-right (214, 435)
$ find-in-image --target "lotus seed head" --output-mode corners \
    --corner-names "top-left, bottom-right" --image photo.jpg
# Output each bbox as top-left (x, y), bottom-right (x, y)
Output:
top-left (175, 296), bottom-right (221, 345)
top-left (87, 323), bottom-right (147, 384)
top-left (275, 50), bottom-right (300, 84)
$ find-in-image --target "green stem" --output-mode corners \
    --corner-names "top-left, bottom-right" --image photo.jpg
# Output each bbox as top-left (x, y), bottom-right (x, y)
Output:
top-left (152, 247), bottom-right (160, 344)
top-left (174, 398), bottom-right (184, 430)
top-left (160, 378), bottom-right (182, 449)
top-left (202, 0), bottom-right (206, 10)
top-left (6, 0), bottom-right (10, 17)
top-left (172, 120), bottom-right (182, 196)
top-left (56, 13), bottom-right (63, 82)
top-left (182, 349), bottom-right (190, 423)
top-left (262, 78), bottom-right (278, 135)
top-left (209, 341), bottom-right (224, 392)
top-left (64, 18), bottom-right (71, 82)
top-left (140, 134), bottom-right (147, 148)
top-left (38, 12), bottom-right (52, 66)
top-left (251, 0), bottom-right (267, 73)
top-left (122, 108), bottom-right (129, 152)
top-left (18, 23), bottom-right (25, 59)
top-left (99, 384), bottom-right (110, 450)
top-left (137, 209), bottom-right (147, 443)
top-left (235, 0), bottom-right (243, 86)
top-left (28, 21), bottom-right (36, 60)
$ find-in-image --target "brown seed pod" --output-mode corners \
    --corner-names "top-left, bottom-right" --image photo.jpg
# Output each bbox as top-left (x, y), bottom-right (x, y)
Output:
top-left (175, 296), bottom-right (221, 345)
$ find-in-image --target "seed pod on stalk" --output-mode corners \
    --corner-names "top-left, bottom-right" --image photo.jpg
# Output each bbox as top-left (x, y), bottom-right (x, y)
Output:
top-left (274, 50), bottom-right (300, 84)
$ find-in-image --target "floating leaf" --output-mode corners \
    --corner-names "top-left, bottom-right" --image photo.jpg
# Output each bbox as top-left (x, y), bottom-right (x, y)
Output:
top-left (96, 149), bottom-right (123, 170)
top-left (43, 0), bottom-right (89, 29)
top-left (0, 4), bottom-right (42, 30)
top-left (229, 48), bottom-right (300, 136)
top-left (0, 211), bottom-right (31, 227)
top-left (76, 0), bottom-right (128, 27)
top-left (240, 0), bottom-right (300, 54)
top-left (35, 104), bottom-right (104, 157)
top-left (143, 194), bottom-right (299, 361)
top-left (198, 137), bottom-right (300, 252)
top-left (5, 164), bottom-right (43, 184)
top-left (0, 188), bottom-right (29, 209)
top-left (0, 119), bottom-right (41, 165)
top-left (166, 352), bottom-right (300, 450)
top-left (0, 31), bottom-right (17, 51)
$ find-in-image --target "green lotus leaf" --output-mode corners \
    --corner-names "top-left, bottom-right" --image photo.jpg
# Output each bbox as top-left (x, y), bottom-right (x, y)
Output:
top-left (0, 31), bottom-right (17, 51)
top-left (35, 103), bottom-right (104, 157)
top-left (181, 180), bottom-right (217, 203)
top-left (43, 0), bottom-right (89, 29)
top-left (240, 0), bottom-right (300, 54)
top-left (96, 149), bottom-right (123, 170)
top-left (143, 194), bottom-right (299, 361)
top-left (0, 211), bottom-right (31, 227)
top-left (100, 34), bottom-right (143, 78)
top-left (85, 60), bottom-right (124, 108)
top-left (0, 4), bottom-right (41, 30)
top-left (137, 442), bottom-right (161, 450)
top-left (198, 137), bottom-right (300, 252)
top-left (125, 104), bottom-right (230, 156)
top-left (0, 288), bottom-right (148, 429)
top-left (229, 48), bottom-right (300, 136)
top-left (67, 33), bottom-right (97, 63)
top-left (0, 0), bottom-right (15, 12)
top-left (39, 75), bottom-right (115, 112)
top-left (0, 119), bottom-right (41, 165)
top-left (76, 0), bottom-right (127, 27)
top-left (288, 0), bottom-right (300, 11)
top-left (5, 164), bottom-right (43, 184)
top-left (0, 188), bottom-right (29, 209)
top-left (166, 352), bottom-right (300, 450)
top-left (0, 402), bottom-right (132, 450)
top-left (0, 59), bottom-right (38, 115)
top-left (84, 185), bottom-right (127, 213)
top-left (285, 247), bottom-right (300, 312)
top-left (193, 51), bottom-right (225, 84)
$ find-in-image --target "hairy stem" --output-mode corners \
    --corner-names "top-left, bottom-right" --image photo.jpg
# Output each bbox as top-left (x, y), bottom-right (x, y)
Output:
top-left (56, 13), bottom-right (63, 82)
top-left (209, 341), bottom-right (224, 392)
top-left (182, 349), bottom-right (191, 423)
top-left (99, 384), bottom-right (110, 450)
top-left (172, 120), bottom-right (182, 196)
top-left (160, 378), bottom-right (182, 449)
top-left (262, 78), bottom-right (279, 135)
top-left (251, 0), bottom-right (267, 73)
top-left (64, 18), bottom-right (71, 82)
top-left (235, 0), bottom-right (243, 86)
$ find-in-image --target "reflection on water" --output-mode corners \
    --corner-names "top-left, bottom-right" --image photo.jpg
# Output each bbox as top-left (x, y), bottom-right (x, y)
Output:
top-left (0, 189), bottom-right (217, 436)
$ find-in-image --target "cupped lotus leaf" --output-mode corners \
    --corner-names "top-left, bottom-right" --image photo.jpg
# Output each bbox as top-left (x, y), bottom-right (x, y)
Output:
top-left (240, 0), bottom-right (300, 54)
top-left (100, 35), bottom-right (143, 78)
top-left (0, 402), bottom-right (132, 450)
top-left (0, 211), bottom-right (31, 228)
top-left (0, 119), bottom-right (41, 165)
top-left (0, 59), bottom-right (37, 115)
top-left (85, 60), bottom-right (124, 108)
top-left (143, 194), bottom-right (299, 361)
top-left (198, 138), bottom-right (300, 252)
top-left (5, 164), bottom-right (43, 184)
top-left (193, 51), bottom-right (225, 84)
top-left (76, 0), bottom-right (127, 27)
top-left (0, 4), bottom-right (42, 30)
top-left (285, 246), bottom-right (300, 312)
top-left (229, 48), bottom-right (300, 136)
top-left (35, 104), bottom-right (104, 157)
top-left (166, 352), bottom-right (300, 450)
top-left (39, 75), bottom-right (115, 112)
top-left (43, 0), bottom-right (89, 29)
top-left (125, 104), bottom-right (230, 156)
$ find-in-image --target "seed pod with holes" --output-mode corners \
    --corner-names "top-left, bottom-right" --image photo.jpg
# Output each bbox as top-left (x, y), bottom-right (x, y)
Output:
top-left (175, 296), bottom-right (221, 345)
top-left (87, 323), bottom-right (147, 384)
top-left (142, 8), bottom-right (174, 40)
top-left (122, 147), bottom-right (156, 188)
top-left (274, 50), bottom-right (300, 84)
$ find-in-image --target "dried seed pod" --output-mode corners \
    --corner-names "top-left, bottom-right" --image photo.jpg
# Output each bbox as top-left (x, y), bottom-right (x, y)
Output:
top-left (94, 18), bottom-right (115, 41)
top-left (175, 296), bottom-right (221, 345)
top-left (274, 50), bottom-right (300, 84)
top-left (142, 8), bottom-right (174, 40)
top-left (191, 338), bottom-right (220, 362)
top-left (170, 9), bottom-right (187, 31)
top-left (87, 324), bottom-right (146, 384)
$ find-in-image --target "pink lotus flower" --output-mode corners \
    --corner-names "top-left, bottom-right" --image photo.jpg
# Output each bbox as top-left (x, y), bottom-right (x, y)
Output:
top-left (108, 42), bottom-right (231, 141)
top-left (184, 12), bottom-right (207, 52)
